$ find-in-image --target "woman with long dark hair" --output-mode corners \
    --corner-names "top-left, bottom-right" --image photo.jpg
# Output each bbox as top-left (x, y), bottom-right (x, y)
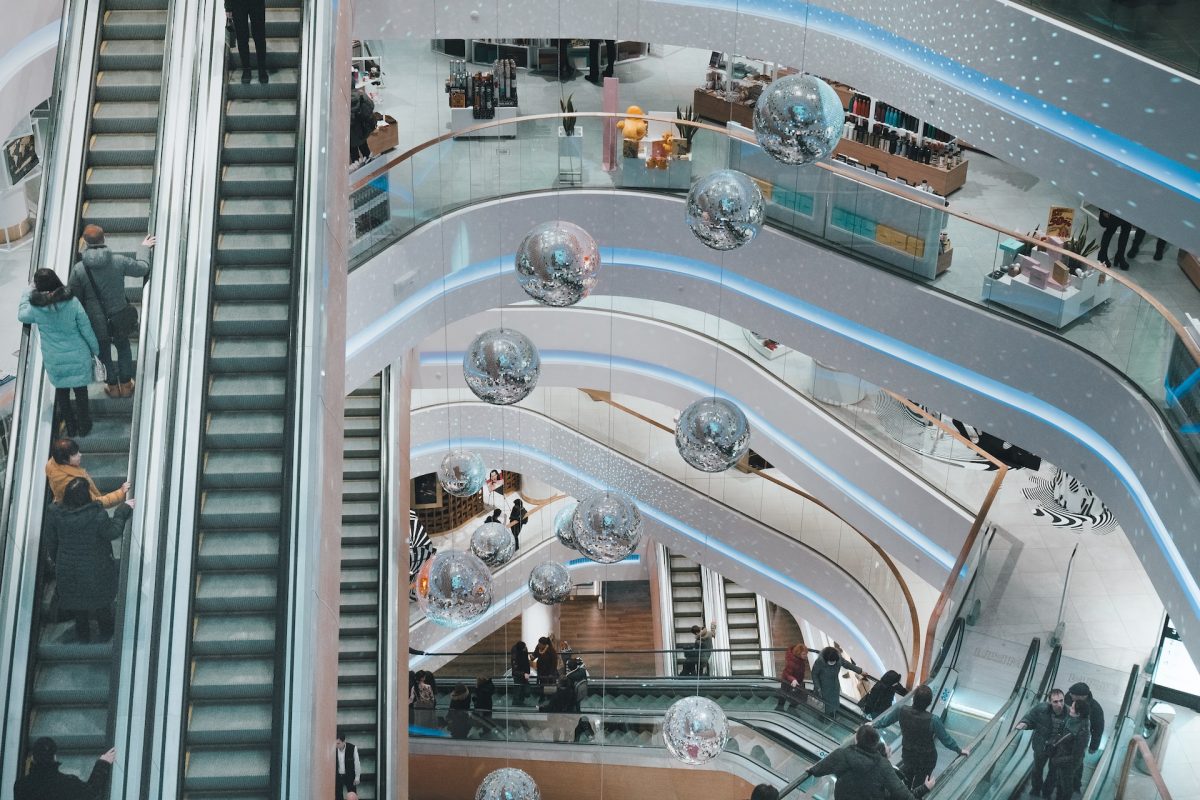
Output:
top-left (510, 641), bottom-right (531, 706)
top-left (18, 268), bottom-right (100, 437)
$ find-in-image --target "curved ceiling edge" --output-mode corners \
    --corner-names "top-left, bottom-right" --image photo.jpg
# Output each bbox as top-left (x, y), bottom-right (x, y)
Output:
top-left (410, 403), bottom-right (905, 674)
top-left (346, 191), bottom-right (1200, 656)
top-left (414, 304), bottom-right (971, 583)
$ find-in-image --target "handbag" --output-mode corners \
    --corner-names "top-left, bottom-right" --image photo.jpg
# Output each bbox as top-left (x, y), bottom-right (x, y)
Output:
top-left (82, 261), bottom-right (139, 338)
top-left (93, 355), bottom-right (107, 383)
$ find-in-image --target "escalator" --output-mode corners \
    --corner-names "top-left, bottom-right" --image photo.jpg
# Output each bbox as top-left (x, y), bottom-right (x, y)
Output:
top-left (665, 548), bottom-right (705, 674)
top-left (723, 577), bottom-right (769, 677)
top-left (178, 1), bottom-right (303, 793)
top-left (16, 0), bottom-right (169, 779)
top-left (337, 377), bottom-right (383, 800)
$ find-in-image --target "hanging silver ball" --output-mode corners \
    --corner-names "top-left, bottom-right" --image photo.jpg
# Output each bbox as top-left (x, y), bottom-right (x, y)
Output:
top-left (685, 170), bottom-right (765, 250)
top-left (515, 221), bottom-right (601, 306)
top-left (528, 561), bottom-right (572, 605)
top-left (675, 397), bottom-right (751, 472)
top-left (438, 451), bottom-right (486, 497)
top-left (415, 550), bottom-right (493, 628)
top-left (554, 501), bottom-right (579, 550)
top-left (470, 521), bottom-right (516, 567)
top-left (463, 328), bottom-right (541, 405)
top-left (753, 73), bottom-right (842, 165)
top-left (476, 768), bottom-right (540, 800)
top-left (663, 696), bottom-right (730, 765)
top-left (571, 490), bottom-right (643, 563)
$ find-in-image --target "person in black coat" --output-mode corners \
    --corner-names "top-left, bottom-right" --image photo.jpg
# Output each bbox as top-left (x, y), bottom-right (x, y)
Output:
top-left (349, 84), bottom-right (376, 166)
top-left (13, 737), bottom-right (115, 800)
top-left (446, 684), bottom-right (473, 739)
top-left (508, 499), bottom-right (529, 551)
top-left (510, 641), bottom-right (531, 706)
top-left (859, 669), bottom-right (907, 719)
top-left (44, 477), bottom-right (134, 642)
top-left (226, 0), bottom-right (268, 84)
top-left (334, 729), bottom-right (361, 800)
top-left (585, 40), bottom-right (617, 84)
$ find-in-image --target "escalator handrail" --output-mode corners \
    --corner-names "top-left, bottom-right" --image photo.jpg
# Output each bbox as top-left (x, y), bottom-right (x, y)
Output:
top-left (375, 367), bottom-right (399, 800)
top-left (0, 0), bottom-right (108, 788)
top-left (1081, 664), bottom-right (1143, 800)
top-left (924, 636), bottom-right (1041, 797)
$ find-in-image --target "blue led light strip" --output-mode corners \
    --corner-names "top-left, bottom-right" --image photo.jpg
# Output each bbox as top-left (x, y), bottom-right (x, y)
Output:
top-left (410, 437), bottom-right (889, 671)
top-left (348, 244), bottom-right (1200, 621)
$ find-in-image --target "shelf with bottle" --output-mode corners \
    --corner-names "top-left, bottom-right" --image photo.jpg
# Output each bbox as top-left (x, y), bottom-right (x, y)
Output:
top-left (445, 59), bottom-right (519, 120)
top-left (839, 118), bottom-right (965, 172)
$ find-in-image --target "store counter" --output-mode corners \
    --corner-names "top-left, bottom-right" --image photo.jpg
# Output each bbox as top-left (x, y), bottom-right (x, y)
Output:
top-left (982, 267), bottom-right (1112, 328)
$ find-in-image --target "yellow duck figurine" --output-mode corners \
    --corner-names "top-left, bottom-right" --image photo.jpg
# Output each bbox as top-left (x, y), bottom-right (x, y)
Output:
top-left (616, 105), bottom-right (648, 158)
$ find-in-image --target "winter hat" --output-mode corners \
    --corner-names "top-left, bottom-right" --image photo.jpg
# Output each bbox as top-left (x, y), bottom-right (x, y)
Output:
top-left (31, 737), bottom-right (57, 766)
top-left (82, 224), bottom-right (106, 246)
top-left (1067, 682), bottom-right (1092, 698)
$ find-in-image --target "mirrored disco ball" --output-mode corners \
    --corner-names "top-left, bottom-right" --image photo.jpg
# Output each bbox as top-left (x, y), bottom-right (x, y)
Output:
top-left (438, 451), bottom-right (486, 497)
top-left (470, 521), bottom-right (516, 567)
top-left (685, 170), bottom-right (765, 251)
top-left (463, 328), bottom-right (541, 405)
top-left (753, 73), bottom-right (842, 165)
top-left (571, 490), bottom-right (643, 563)
top-left (415, 550), bottom-right (493, 628)
top-left (528, 561), bottom-right (572, 605)
top-left (675, 397), bottom-right (751, 472)
top-left (515, 221), bottom-right (601, 306)
top-left (476, 768), bottom-right (540, 800)
top-left (663, 696), bottom-right (730, 765)
top-left (554, 501), bottom-right (579, 550)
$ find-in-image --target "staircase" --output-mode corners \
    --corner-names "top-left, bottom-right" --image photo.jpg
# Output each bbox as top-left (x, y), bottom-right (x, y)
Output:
top-left (667, 550), bottom-right (705, 675)
top-left (723, 578), bottom-right (767, 676)
top-left (337, 377), bottom-right (383, 800)
top-left (21, 0), bottom-right (168, 778)
top-left (179, 2), bottom-right (303, 795)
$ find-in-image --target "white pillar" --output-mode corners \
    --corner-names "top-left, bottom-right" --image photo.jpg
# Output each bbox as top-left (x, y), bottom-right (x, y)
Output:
top-left (521, 603), bottom-right (561, 651)
top-left (519, 474), bottom-right (558, 503)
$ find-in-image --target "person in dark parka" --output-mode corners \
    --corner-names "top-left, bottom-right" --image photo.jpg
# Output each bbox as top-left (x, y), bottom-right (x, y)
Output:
top-left (875, 684), bottom-right (969, 791)
top-left (1066, 682), bottom-right (1105, 792)
top-left (811, 645), bottom-right (862, 716)
top-left (508, 499), bottom-right (529, 551)
top-left (13, 736), bottom-right (115, 800)
top-left (44, 477), bottom-right (134, 642)
top-left (1017, 688), bottom-right (1068, 797)
top-left (860, 669), bottom-right (907, 719)
top-left (510, 641), bottom-right (531, 706)
top-left (805, 724), bottom-right (933, 799)
top-left (1052, 697), bottom-right (1091, 800)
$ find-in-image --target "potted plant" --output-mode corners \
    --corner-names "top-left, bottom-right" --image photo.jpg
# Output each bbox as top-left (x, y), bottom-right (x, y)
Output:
top-left (1061, 219), bottom-right (1098, 272)
top-left (558, 94), bottom-right (583, 183)
top-left (675, 104), bottom-right (698, 157)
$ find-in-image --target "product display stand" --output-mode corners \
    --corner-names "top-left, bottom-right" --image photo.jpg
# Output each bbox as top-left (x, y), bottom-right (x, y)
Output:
top-left (449, 104), bottom-right (520, 136)
top-left (615, 110), bottom-right (692, 190)
top-left (983, 244), bottom-right (1112, 328)
top-left (742, 330), bottom-right (789, 361)
top-left (558, 126), bottom-right (583, 184)
top-left (833, 138), bottom-right (967, 196)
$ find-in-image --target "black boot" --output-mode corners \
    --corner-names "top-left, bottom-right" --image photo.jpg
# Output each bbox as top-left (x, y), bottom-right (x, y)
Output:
top-left (241, 68), bottom-right (252, 84)
top-left (75, 389), bottom-right (93, 437)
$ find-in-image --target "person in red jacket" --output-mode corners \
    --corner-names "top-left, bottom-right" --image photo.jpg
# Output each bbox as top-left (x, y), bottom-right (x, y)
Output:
top-left (775, 642), bottom-right (810, 711)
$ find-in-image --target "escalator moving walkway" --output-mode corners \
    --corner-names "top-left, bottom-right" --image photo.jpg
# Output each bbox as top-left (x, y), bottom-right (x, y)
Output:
top-left (19, 0), bottom-right (168, 780)
top-left (179, 1), bottom-right (301, 794)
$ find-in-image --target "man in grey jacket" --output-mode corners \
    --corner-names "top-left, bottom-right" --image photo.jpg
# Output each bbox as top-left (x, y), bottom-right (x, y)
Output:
top-left (69, 224), bottom-right (154, 397)
top-left (1017, 688), bottom-right (1067, 797)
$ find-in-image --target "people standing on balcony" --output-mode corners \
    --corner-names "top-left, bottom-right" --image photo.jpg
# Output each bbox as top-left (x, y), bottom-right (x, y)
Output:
top-left (875, 684), bottom-right (969, 791)
top-left (1016, 688), bottom-right (1068, 798)
top-left (585, 40), bottom-right (616, 84)
top-left (804, 724), bottom-right (934, 799)
top-left (510, 641), bottom-right (531, 706)
top-left (556, 40), bottom-right (578, 80)
top-left (18, 268), bottom-right (100, 438)
top-left (46, 438), bottom-right (129, 509)
top-left (69, 224), bottom-right (153, 399)
top-left (44, 477), bottom-right (134, 643)
top-left (13, 737), bottom-right (116, 800)
top-left (1097, 208), bottom-right (1132, 270)
top-left (226, 0), bottom-right (269, 84)
top-left (776, 642), bottom-right (810, 711)
top-left (811, 645), bottom-right (862, 716)
top-left (508, 498), bottom-right (529, 551)
top-left (350, 79), bottom-right (376, 168)
top-left (1128, 227), bottom-right (1168, 262)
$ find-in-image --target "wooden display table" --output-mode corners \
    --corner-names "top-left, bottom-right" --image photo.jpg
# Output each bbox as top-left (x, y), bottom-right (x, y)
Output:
top-left (1180, 250), bottom-right (1200, 292)
top-left (833, 138), bottom-right (968, 196)
top-left (693, 89), bottom-right (754, 128)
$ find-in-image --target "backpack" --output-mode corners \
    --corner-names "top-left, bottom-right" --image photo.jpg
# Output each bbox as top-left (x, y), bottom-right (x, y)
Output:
top-left (414, 682), bottom-right (435, 708)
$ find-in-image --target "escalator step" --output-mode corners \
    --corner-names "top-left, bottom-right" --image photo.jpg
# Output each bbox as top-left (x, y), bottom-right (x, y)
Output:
top-left (343, 479), bottom-right (381, 501)
top-left (199, 489), bottom-right (282, 527)
top-left (213, 267), bottom-right (294, 302)
top-left (345, 394), bottom-right (381, 415)
top-left (223, 38), bottom-right (301, 69)
top-left (81, 198), bottom-right (152, 231)
top-left (101, 9), bottom-right (168, 38)
top-left (28, 706), bottom-right (107, 748)
top-left (188, 702), bottom-right (274, 744)
top-left (106, 0), bottom-right (170, 9)
top-left (197, 530), bottom-right (279, 570)
top-left (338, 613), bottom-right (377, 637)
top-left (190, 657), bottom-right (274, 700)
top-left (338, 660), bottom-right (377, 681)
top-left (191, 614), bottom-right (276, 656)
top-left (205, 411), bottom-right (286, 449)
top-left (218, 197), bottom-right (295, 230)
top-left (223, 132), bottom-right (296, 164)
top-left (85, 166), bottom-right (154, 199)
top-left (343, 457), bottom-right (381, 481)
top-left (342, 522), bottom-right (380, 544)
top-left (88, 132), bottom-right (156, 166)
top-left (225, 99), bottom-right (299, 132)
top-left (212, 301), bottom-right (290, 336)
top-left (207, 375), bottom-right (287, 411)
top-left (209, 338), bottom-right (289, 374)
top-left (221, 164), bottom-right (296, 197)
top-left (226, 67), bottom-right (300, 101)
top-left (32, 661), bottom-right (110, 704)
top-left (337, 683), bottom-right (377, 706)
top-left (184, 747), bottom-right (271, 792)
top-left (203, 451), bottom-right (284, 488)
top-left (194, 572), bottom-right (278, 612)
top-left (216, 232), bottom-right (293, 263)
top-left (341, 543), bottom-right (379, 567)
top-left (342, 500), bottom-right (379, 522)
top-left (95, 70), bottom-right (162, 103)
top-left (97, 39), bottom-right (164, 70)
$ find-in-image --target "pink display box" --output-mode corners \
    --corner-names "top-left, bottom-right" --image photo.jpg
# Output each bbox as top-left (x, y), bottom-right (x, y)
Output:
top-left (1019, 254), bottom-right (1050, 289)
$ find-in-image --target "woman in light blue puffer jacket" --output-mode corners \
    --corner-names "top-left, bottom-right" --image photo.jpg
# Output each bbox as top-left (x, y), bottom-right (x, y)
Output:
top-left (17, 269), bottom-right (100, 436)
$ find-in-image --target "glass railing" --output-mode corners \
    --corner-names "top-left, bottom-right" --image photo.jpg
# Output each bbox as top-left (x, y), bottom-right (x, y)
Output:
top-left (350, 112), bottom-right (1200, 489)
top-left (1082, 664), bottom-right (1149, 799)
top-left (1013, 0), bottom-right (1200, 76)
top-left (413, 392), bottom-right (920, 669)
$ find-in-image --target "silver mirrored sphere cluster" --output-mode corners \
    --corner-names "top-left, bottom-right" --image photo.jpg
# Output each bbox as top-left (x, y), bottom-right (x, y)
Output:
top-left (438, 450), bottom-right (486, 497)
top-left (415, 550), bottom-right (493, 628)
top-left (463, 327), bottom-right (541, 405)
top-left (662, 696), bottom-right (730, 765)
top-left (475, 768), bottom-right (541, 800)
top-left (675, 397), bottom-right (752, 472)
top-left (685, 169), bottom-right (765, 251)
top-left (469, 521), bottom-right (516, 567)
top-left (554, 501), bottom-right (579, 550)
top-left (515, 221), bottom-right (601, 306)
top-left (571, 490), bottom-right (643, 563)
top-left (528, 561), bottom-right (572, 605)
top-left (753, 73), bottom-right (842, 165)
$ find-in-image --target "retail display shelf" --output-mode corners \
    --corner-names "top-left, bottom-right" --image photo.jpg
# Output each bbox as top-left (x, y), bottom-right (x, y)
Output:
top-left (982, 270), bottom-right (1113, 329)
top-left (449, 105), bottom-right (520, 136)
top-left (833, 138), bottom-right (967, 196)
